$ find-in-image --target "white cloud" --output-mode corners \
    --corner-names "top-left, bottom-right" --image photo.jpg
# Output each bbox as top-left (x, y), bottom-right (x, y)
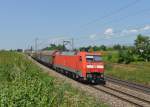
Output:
top-left (141, 25), bottom-right (150, 31)
top-left (104, 28), bottom-right (113, 35)
top-left (89, 34), bottom-right (97, 39)
top-left (121, 29), bottom-right (138, 35)
top-left (125, 25), bottom-right (150, 34)
top-left (128, 29), bottom-right (138, 33)
top-left (121, 25), bottom-right (150, 35)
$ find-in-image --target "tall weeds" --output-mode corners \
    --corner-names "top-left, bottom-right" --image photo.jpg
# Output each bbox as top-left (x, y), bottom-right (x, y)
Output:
top-left (0, 51), bottom-right (106, 107)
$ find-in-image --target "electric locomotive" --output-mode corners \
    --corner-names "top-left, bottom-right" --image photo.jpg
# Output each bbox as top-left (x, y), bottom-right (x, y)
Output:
top-left (32, 51), bottom-right (105, 84)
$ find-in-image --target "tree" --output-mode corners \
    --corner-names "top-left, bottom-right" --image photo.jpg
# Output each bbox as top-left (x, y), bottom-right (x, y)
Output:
top-left (93, 45), bottom-right (100, 51)
top-left (58, 44), bottom-right (66, 51)
top-left (88, 47), bottom-right (94, 52)
top-left (42, 44), bottom-right (66, 51)
top-left (134, 34), bottom-right (150, 61)
top-left (79, 47), bottom-right (85, 51)
top-left (100, 45), bottom-right (106, 51)
top-left (113, 44), bottom-right (121, 50)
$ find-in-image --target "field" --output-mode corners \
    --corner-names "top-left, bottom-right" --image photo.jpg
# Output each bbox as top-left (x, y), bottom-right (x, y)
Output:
top-left (103, 51), bottom-right (150, 86)
top-left (0, 51), bottom-right (107, 107)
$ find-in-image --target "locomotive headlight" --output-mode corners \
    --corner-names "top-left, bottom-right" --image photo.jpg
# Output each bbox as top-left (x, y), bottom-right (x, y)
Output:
top-left (87, 65), bottom-right (94, 68)
top-left (101, 74), bottom-right (104, 78)
top-left (97, 65), bottom-right (104, 68)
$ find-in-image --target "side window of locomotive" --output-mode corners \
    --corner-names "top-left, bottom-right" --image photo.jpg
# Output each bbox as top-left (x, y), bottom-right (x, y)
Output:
top-left (94, 55), bottom-right (102, 62)
top-left (80, 56), bottom-right (82, 62)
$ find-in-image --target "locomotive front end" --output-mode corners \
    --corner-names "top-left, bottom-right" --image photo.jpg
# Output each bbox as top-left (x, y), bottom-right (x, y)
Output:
top-left (85, 53), bottom-right (105, 84)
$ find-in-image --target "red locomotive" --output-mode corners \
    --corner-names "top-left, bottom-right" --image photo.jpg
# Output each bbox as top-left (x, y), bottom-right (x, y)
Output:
top-left (32, 51), bottom-right (105, 84)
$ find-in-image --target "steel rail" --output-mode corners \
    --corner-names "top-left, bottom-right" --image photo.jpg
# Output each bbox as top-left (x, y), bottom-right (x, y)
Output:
top-left (105, 75), bottom-right (150, 94)
top-left (92, 86), bottom-right (150, 107)
top-left (103, 85), bottom-right (150, 104)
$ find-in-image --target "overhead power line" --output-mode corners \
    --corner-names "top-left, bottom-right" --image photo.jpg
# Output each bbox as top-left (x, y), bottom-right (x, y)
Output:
top-left (26, 0), bottom-right (142, 49)
top-left (78, 0), bottom-right (141, 29)
top-left (75, 24), bottom-right (150, 46)
top-left (73, 7), bottom-right (150, 42)
top-left (99, 8), bottom-right (150, 28)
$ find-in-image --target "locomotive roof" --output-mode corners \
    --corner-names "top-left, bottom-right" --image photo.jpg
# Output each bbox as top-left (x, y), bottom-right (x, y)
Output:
top-left (39, 50), bottom-right (57, 55)
top-left (59, 51), bottom-right (102, 56)
top-left (60, 51), bottom-right (77, 55)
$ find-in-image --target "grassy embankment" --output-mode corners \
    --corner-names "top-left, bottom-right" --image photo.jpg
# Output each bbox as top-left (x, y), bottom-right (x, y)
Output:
top-left (103, 51), bottom-right (150, 86)
top-left (0, 51), bottom-right (107, 107)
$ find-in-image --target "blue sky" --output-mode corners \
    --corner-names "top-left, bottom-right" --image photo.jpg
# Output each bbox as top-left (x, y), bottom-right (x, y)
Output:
top-left (0, 0), bottom-right (150, 49)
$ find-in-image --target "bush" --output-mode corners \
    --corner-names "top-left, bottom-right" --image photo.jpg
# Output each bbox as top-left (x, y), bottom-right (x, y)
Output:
top-left (118, 50), bottom-right (134, 64)
top-left (107, 54), bottom-right (112, 61)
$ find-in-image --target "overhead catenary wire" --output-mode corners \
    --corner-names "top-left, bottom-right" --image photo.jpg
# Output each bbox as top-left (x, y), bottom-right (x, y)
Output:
top-left (74, 23), bottom-right (150, 47)
top-left (96, 8), bottom-right (150, 30)
top-left (67, 0), bottom-right (141, 35)
top-left (62, 0), bottom-right (142, 47)
top-left (30, 22), bottom-right (150, 50)
top-left (26, 0), bottom-right (143, 49)
top-left (34, 22), bottom-right (150, 49)
top-left (72, 6), bottom-right (150, 46)
top-left (73, 8), bottom-right (150, 41)
top-left (34, 37), bottom-right (74, 50)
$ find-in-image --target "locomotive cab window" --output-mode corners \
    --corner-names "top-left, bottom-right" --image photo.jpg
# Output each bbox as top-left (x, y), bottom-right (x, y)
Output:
top-left (86, 55), bottom-right (102, 62)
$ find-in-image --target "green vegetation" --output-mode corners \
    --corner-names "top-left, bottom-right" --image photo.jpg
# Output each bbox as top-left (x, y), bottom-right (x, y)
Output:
top-left (81, 34), bottom-right (150, 64)
top-left (116, 34), bottom-right (150, 64)
top-left (80, 45), bottom-right (107, 52)
top-left (102, 35), bottom-right (150, 85)
top-left (0, 51), bottom-right (107, 107)
top-left (105, 62), bottom-right (150, 86)
top-left (102, 51), bottom-right (119, 63)
top-left (42, 44), bottom-right (66, 51)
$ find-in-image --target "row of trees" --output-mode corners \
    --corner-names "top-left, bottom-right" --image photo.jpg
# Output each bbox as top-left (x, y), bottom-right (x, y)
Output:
top-left (79, 44), bottom-right (133, 52)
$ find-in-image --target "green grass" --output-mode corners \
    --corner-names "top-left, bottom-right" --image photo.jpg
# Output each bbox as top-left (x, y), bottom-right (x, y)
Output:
top-left (102, 50), bottom-right (150, 86)
top-left (0, 51), bottom-right (107, 107)
top-left (105, 62), bottom-right (150, 86)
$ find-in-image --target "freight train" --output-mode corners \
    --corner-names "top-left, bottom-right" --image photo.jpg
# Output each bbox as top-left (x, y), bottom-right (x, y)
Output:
top-left (30, 50), bottom-right (105, 84)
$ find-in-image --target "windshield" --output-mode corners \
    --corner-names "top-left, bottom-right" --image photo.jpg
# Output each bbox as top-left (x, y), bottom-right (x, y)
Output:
top-left (86, 55), bottom-right (102, 62)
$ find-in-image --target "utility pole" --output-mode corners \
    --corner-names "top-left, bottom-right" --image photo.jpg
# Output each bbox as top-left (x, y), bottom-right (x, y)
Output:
top-left (35, 38), bottom-right (38, 53)
top-left (71, 38), bottom-right (74, 51)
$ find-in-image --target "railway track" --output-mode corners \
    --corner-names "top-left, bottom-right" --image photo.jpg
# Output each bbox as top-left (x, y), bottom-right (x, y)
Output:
top-left (105, 75), bottom-right (150, 94)
top-left (92, 85), bottom-right (150, 107)
top-left (30, 56), bottom-right (150, 106)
